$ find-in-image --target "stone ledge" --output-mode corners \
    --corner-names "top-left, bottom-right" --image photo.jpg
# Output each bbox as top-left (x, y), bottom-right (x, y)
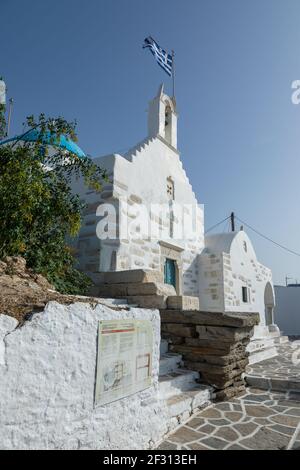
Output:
top-left (161, 310), bottom-right (259, 328)
top-left (92, 269), bottom-right (164, 285)
top-left (95, 282), bottom-right (176, 298)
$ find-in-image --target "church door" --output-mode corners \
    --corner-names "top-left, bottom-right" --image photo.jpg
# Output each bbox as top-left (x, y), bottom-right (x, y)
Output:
top-left (164, 258), bottom-right (176, 289)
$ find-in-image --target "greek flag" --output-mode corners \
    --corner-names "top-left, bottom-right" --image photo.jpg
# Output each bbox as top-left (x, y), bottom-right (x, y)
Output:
top-left (143, 36), bottom-right (173, 77)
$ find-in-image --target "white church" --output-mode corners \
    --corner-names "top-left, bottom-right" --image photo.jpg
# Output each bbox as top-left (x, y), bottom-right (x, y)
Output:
top-left (71, 85), bottom-right (282, 363)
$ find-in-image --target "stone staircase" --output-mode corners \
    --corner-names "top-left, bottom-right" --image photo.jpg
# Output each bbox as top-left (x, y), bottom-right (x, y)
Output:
top-left (90, 269), bottom-right (199, 310)
top-left (273, 335), bottom-right (289, 345)
top-left (159, 339), bottom-right (213, 425)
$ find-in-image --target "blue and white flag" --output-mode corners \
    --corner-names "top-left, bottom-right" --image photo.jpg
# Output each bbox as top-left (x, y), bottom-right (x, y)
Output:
top-left (143, 36), bottom-right (173, 77)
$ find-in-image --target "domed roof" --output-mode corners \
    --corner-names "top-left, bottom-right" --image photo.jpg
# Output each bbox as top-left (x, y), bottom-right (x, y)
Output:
top-left (0, 129), bottom-right (86, 158)
top-left (204, 230), bottom-right (257, 260)
top-left (204, 232), bottom-right (238, 254)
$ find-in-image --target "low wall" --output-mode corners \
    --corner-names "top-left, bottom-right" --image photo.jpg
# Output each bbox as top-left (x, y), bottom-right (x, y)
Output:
top-left (161, 309), bottom-right (259, 400)
top-left (0, 301), bottom-right (170, 450)
top-left (274, 286), bottom-right (300, 335)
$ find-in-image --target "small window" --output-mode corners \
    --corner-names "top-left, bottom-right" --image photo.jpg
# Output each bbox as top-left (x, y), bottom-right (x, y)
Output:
top-left (242, 286), bottom-right (249, 303)
top-left (167, 177), bottom-right (174, 200)
top-left (243, 241), bottom-right (247, 253)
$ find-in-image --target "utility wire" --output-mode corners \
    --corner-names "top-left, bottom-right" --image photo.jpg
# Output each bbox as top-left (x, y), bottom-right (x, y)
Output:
top-left (205, 216), bottom-right (231, 235)
top-left (236, 216), bottom-right (300, 258)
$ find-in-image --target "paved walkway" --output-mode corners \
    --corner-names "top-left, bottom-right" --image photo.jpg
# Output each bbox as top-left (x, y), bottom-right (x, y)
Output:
top-left (157, 387), bottom-right (300, 450)
top-left (246, 342), bottom-right (300, 391)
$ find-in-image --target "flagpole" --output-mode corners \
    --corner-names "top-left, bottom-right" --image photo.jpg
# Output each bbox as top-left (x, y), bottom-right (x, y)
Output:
top-left (172, 50), bottom-right (175, 98)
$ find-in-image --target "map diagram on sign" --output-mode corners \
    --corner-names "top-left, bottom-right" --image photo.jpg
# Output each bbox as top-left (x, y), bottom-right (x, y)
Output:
top-left (95, 319), bottom-right (153, 406)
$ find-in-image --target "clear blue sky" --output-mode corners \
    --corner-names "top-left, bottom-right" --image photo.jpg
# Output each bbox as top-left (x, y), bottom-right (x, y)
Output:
top-left (1, 0), bottom-right (300, 285)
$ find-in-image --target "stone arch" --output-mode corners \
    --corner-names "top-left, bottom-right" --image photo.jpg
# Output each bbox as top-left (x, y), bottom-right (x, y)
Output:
top-left (264, 282), bottom-right (275, 325)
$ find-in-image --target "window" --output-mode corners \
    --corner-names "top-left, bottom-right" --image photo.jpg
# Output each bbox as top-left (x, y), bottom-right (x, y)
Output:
top-left (167, 177), bottom-right (174, 200)
top-left (243, 241), bottom-right (247, 253)
top-left (242, 286), bottom-right (250, 303)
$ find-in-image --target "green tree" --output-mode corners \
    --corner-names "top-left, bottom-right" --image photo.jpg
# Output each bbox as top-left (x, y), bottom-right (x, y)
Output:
top-left (0, 110), bottom-right (106, 294)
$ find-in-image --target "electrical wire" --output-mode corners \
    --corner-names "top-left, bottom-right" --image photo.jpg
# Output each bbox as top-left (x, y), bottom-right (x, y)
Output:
top-left (236, 216), bottom-right (300, 258)
top-left (204, 216), bottom-right (231, 235)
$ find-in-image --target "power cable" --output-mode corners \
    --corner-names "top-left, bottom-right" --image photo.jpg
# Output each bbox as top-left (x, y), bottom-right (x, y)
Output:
top-left (236, 216), bottom-right (300, 258)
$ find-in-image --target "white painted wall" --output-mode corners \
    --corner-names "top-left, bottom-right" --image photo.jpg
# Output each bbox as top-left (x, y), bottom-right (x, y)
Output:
top-left (71, 88), bottom-right (204, 296)
top-left (274, 286), bottom-right (300, 335)
top-left (198, 231), bottom-right (274, 326)
top-left (0, 302), bottom-right (173, 450)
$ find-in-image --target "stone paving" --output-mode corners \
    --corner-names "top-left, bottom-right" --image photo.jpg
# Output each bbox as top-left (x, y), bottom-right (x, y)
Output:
top-left (157, 387), bottom-right (300, 450)
top-left (246, 342), bottom-right (300, 389)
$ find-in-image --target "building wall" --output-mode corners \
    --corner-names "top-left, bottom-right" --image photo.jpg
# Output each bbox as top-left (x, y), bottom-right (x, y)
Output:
top-left (223, 234), bottom-right (273, 325)
top-left (71, 136), bottom-right (204, 297)
top-left (0, 301), bottom-right (174, 450)
top-left (198, 231), bottom-right (274, 326)
top-left (274, 286), bottom-right (300, 335)
top-left (198, 253), bottom-right (225, 311)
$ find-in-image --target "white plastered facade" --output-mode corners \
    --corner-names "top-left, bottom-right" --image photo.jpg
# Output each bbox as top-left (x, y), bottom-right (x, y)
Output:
top-left (71, 87), bottom-right (277, 338)
top-left (71, 85), bottom-right (204, 296)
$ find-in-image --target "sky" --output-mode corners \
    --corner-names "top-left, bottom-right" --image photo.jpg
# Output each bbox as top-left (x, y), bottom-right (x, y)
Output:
top-left (1, 0), bottom-right (300, 285)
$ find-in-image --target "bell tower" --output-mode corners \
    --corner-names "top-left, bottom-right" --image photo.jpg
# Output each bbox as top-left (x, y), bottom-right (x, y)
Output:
top-left (147, 84), bottom-right (177, 149)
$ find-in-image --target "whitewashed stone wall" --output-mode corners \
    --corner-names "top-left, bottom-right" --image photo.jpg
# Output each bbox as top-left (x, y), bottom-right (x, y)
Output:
top-left (198, 231), bottom-right (274, 326)
top-left (0, 302), bottom-right (171, 450)
top-left (71, 88), bottom-right (204, 297)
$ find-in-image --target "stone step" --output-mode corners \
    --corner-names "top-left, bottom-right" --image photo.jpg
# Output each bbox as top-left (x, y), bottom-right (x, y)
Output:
top-left (268, 331), bottom-right (281, 338)
top-left (160, 339), bottom-right (169, 356)
top-left (159, 353), bottom-right (183, 376)
top-left (165, 384), bottom-right (213, 422)
top-left (159, 369), bottom-right (200, 399)
top-left (94, 269), bottom-right (164, 285)
top-left (245, 374), bottom-right (300, 393)
top-left (247, 346), bottom-right (278, 365)
top-left (96, 282), bottom-right (176, 298)
top-left (273, 336), bottom-right (289, 345)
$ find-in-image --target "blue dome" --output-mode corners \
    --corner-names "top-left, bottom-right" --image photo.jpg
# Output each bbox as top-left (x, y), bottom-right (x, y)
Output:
top-left (0, 129), bottom-right (86, 158)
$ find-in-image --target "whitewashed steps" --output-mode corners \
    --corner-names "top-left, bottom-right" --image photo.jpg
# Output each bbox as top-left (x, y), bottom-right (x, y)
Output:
top-left (160, 339), bottom-right (169, 356)
top-left (273, 336), bottom-right (289, 345)
top-left (158, 338), bottom-right (213, 425)
top-left (159, 353), bottom-right (183, 376)
top-left (159, 369), bottom-right (200, 399)
top-left (166, 384), bottom-right (213, 420)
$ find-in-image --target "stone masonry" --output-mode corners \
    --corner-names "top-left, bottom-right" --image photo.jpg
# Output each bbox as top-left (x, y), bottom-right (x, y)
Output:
top-left (91, 269), bottom-right (258, 400)
top-left (161, 309), bottom-right (259, 400)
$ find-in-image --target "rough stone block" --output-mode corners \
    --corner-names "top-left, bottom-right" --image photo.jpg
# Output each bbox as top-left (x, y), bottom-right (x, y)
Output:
top-left (215, 385), bottom-right (246, 401)
top-left (160, 310), bottom-right (259, 328)
top-left (196, 325), bottom-right (253, 343)
top-left (162, 323), bottom-right (197, 338)
top-left (96, 284), bottom-right (128, 297)
top-left (167, 296), bottom-right (200, 311)
top-left (127, 282), bottom-right (176, 297)
top-left (102, 269), bottom-right (164, 285)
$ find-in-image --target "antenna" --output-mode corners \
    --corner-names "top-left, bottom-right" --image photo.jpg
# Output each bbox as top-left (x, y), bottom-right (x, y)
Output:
top-left (6, 98), bottom-right (13, 137)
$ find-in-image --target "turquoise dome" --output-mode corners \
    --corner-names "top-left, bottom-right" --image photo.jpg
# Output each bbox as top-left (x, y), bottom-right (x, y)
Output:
top-left (0, 129), bottom-right (86, 158)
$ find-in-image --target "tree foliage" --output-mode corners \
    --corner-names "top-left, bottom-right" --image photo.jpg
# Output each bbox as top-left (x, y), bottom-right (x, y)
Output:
top-left (0, 103), bottom-right (5, 140)
top-left (0, 111), bottom-right (106, 294)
